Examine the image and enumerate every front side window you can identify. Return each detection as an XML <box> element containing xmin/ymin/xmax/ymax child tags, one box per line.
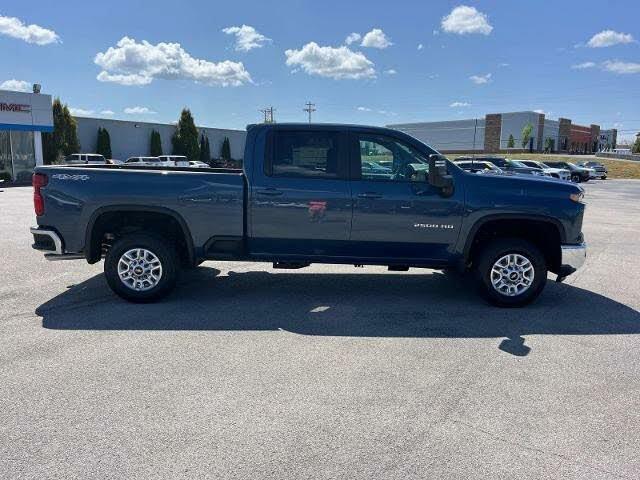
<box><xmin>269</xmin><ymin>131</ymin><xmax>342</xmax><ymax>179</ymax></box>
<box><xmin>357</xmin><ymin>135</ymin><xmax>431</xmax><ymax>182</ymax></box>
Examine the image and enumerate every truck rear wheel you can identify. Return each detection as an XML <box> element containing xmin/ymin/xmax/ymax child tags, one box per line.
<box><xmin>104</xmin><ymin>233</ymin><xmax>178</xmax><ymax>303</ymax></box>
<box><xmin>475</xmin><ymin>238</ymin><xmax>547</xmax><ymax>307</ymax></box>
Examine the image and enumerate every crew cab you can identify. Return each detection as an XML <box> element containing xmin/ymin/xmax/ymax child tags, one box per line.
<box><xmin>30</xmin><ymin>123</ymin><xmax>587</xmax><ymax>307</ymax></box>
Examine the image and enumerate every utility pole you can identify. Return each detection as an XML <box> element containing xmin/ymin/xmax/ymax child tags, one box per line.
<box><xmin>303</xmin><ymin>101</ymin><xmax>316</xmax><ymax>124</ymax></box>
<box><xmin>259</xmin><ymin>106</ymin><xmax>276</xmax><ymax>123</ymax></box>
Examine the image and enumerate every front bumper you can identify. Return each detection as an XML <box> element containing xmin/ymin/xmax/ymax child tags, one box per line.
<box><xmin>559</xmin><ymin>242</ymin><xmax>586</xmax><ymax>276</ymax></box>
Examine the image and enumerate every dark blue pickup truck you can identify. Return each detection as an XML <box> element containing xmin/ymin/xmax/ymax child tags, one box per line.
<box><xmin>31</xmin><ymin>123</ymin><xmax>586</xmax><ymax>307</ymax></box>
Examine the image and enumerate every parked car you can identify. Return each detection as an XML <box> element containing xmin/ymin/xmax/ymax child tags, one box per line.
<box><xmin>456</xmin><ymin>156</ymin><xmax>549</xmax><ymax>177</ymax></box>
<box><xmin>362</xmin><ymin>160</ymin><xmax>393</xmax><ymax>178</ymax></box>
<box><xmin>31</xmin><ymin>123</ymin><xmax>586</xmax><ymax>308</ymax></box>
<box><xmin>124</xmin><ymin>156</ymin><xmax>163</xmax><ymax>166</ymax></box>
<box><xmin>188</xmin><ymin>161</ymin><xmax>211</xmax><ymax>168</ymax></box>
<box><xmin>518</xmin><ymin>160</ymin><xmax>571</xmax><ymax>181</ymax></box>
<box><xmin>158</xmin><ymin>155</ymin><xmax>189</xmax><ymax>167</ymax></box>
<box><xmin>543</xmin><ymin>161</ymin><xmax>592</xmax><ymax>183</ymax></box>
<box><xmin>578</xmin><ymin>161</ymin><xmax>607</xmax><ymax>179</ymax></box>
<box><xmin>454</xmin><ymin>160</ymin><xmax>504</xmax><ymax>175</ymax></box>
<box><xmin>64</xmin><ymin>153</ymin><xmax>109</xmax><ymax>164</ymax></box>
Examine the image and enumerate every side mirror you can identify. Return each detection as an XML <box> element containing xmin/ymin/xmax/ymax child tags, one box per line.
<box><xmin>428</xmin><ymin>154</ymin><xmax>454</xmax><ymax>196</ymax></box>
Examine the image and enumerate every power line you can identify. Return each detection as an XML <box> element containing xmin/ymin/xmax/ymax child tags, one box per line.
<box><xmin>303</xmin><ymin>101</ymin><xmax>316</xmax><ymax>124</ymax></box>
<box><xmin>259</xmin><ymin>106</ymin><xmax>276</xmax><ymax>123</ymax></box>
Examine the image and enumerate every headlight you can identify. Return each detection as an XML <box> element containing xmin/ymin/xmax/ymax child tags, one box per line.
<box><xmin>570</xmin><ymin>192</ymin><xmax>584</xmax><ymax>203</ymax></box>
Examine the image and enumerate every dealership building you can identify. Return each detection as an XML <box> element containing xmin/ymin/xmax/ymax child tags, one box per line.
<box><xmin>0</xmin><ymin>87</ymin><xmax>53</xmax><ymax>183</ymax></box>
<box><xmin>389</xmin><ymin>111</ymin><xmax>617</xmax><ymax>155</ymax></box>
<box><xmin>1</xmin><ymin>86</ymin><xmax>246</xmax><ymax>183</ymax></box>
<box><xmin>75</xmin><ymin>117</ymin><xmax>246</xmax><ymax>163</ymax></box>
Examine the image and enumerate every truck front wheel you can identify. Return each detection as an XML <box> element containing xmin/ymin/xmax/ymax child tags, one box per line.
<box><xmin>475</xmin><ymin>238</ymin><xmax>547</xmax><ymax>307</ymax></box>
<box><xmin>104</xmin><ymin>233</ymin><xmax>178</xmax><ymax>303</ymax></box>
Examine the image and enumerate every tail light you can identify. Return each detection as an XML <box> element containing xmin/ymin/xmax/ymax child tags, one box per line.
<box><xmin>32</xmin><ymin>173</ymin><xmax>48</xmax><ymax>216</ymax></box>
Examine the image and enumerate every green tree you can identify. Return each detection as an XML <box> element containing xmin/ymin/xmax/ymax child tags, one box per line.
<box><xmin>199</xmin><ymin>133</ymin><xmax>211</xmax><ymax>163</ymax></box>
<box><xmin>633</xmin><ymin>135</ymin><xmax>640</xmax><ymax>154</ymax></box>
<box><xmin>171</xmin><ymin>108</ymin><xmax>200</xmax><ymax>161</ymax></box>
<box><xmin>521</xmin><ymin>123</ymin><xmax>533</xmax><ymax>149</ymax></box>
<box><xmin>42</xmin><ymin>98</ymin><xmax>80</xmax><ymax>164</ymax></box>
<box><xmin>544</xmin><ymin>137</ymin><xmax>555</xmax><ymax>153</ymax></box>
<box><xmin>507</xmin><ymin>134</ymin><xmax>515</xmax><ymax>148</ymax></box>
<box><xmin>149</xmin><ymin>129</ymin><xmax>163</xmax><ymax>156</ymax></box>
<box><xmin>220</xmin><ymin>136</ymin><xmax>231</xmax><ymax>160</ymax></box>
<box><xmin>96</xmin><ymin>127</ymin><xmax>112</xmax><ymax>158</ymax></box>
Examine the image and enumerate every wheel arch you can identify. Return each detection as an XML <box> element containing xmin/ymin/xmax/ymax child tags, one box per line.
<box><xmin>463</xmin><ymin>214</ymin><xmax>566</xmax><ymax>273</ymax></box>
<box><xmin>84</xmin><ymin>205</ymin><xmax>195</xmax><ymax>266</ymax></box>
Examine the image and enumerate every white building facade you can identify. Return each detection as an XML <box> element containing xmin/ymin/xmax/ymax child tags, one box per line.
<box><xmin>0</xmin><ymin>88</ymin><xmax>53</xmax><ymax>182</ymax></box>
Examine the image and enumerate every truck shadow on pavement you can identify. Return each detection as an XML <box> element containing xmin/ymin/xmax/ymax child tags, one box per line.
<box><xmin>36</xmin><ymin>266</ymin><xmax>640</xmax><ymax>355</ymax></box>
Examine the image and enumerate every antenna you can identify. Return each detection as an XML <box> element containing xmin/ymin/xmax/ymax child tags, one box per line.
<box><xmin>303</xmin><ymin>101</ymin><xmax>316</xmax><ymax>124</ymax></box>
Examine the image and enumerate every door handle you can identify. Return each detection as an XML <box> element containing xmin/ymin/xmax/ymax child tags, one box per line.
<box><xmin>357</xmin><ymin>192</ymin><xmax>383</xmax><ymax>199</ymax></box>
<box><xmin>256</xmin><ymin>188</ymin><xmax>284</xmax><ymax>197</ymax></box>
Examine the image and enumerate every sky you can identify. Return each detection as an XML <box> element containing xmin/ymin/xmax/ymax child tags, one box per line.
<box><xmin>1</xmin><ymin>0</ymin><xmax>639</xmax><ymax>142</ymax></box>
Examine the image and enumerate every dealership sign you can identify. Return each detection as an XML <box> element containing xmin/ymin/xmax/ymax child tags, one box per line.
<box><xmin>0</xmin><ymin>102</ymin><xmax>31</xmax><ymax>113</ymax></box>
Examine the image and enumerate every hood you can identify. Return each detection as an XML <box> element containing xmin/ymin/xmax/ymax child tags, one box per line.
<box><xmin>463</xmin><ymin>167</ymin><xmax>583</xmax><ymax>191</ymax></box>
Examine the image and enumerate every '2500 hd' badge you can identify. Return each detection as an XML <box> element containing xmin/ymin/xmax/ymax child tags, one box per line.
<box><xmin>51</xmin><ymin>173</ymin><xmax>90</xmax><ymax>181</ymax></box>
<box><xmin>414</xmin><ymin>223</ymin><xmax>455</xmax><ymax>229</ymax></box>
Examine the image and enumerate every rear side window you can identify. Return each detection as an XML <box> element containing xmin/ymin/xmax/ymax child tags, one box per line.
<box><xmin>267</xmin><ymin>131</ymin><xmax>343</xmax><ymax>179</ymax></box>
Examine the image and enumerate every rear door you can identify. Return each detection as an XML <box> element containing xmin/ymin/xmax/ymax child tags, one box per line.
<box><xmin>348</xmin><ymin>130</ymin><xmax>464</xmax><ymax>262</ymax></box>
<box><xmin>248</xmin><ymin>128</ymin><xmax>352</xmax><ymax>257</ymax></box>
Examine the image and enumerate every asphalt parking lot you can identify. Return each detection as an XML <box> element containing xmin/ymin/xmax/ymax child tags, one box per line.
<box><xmin>1</xmin><ymin>180</ymin><xmax>639</xmax><ymax>479</ymax></box>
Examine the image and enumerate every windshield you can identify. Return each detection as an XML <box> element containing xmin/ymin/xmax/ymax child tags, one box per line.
<box><xmin>508</xmin><ymin>160</ymin><xmax>528</xmax><ymax>168</ymax></box>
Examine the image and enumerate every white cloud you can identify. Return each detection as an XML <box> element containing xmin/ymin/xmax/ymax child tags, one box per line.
<box><xmin>356</xmin><ymin>106</ymin><xmax>372</xmax><ymax>111</ymax></box>
<box><xmin>0</xmin><ymin>79</ymin><xmax>31</xmax><ymax>92</ymax></box>
<box><xmin>498</xmin><ymin>62</ymin><xmax>510</xmax><ymax>67</ymax></box>
<box><xmin>587</xmin><ymin>30</ymin><xmax>634</xmax><ymax>48</ymax></box>
<box><xmin>533</xmin><ymin>109</ymin><xmax>553</xmax><ymax>117</ymax></box>
<box><xmin>417</xmin><ymin>43</ymin><xmax>424</xmax><ymax>50</ymax></box>
<box><xmin>284</xmin><ymin>42</ymin><xmax>375</xmax><ymax>80</ymax></box>
<box><xmin>450</xmin><ymin>101</ymin><xmax>471</xmax><ymax>107</ymax></box>
<box><xmin>469</xmin><ymin>73</ymin><xmax>492</xmax><ymax>84</ymax></box>
<box><xmin>441</xmin><ymin>6</ymin><xmax>493</xmax><ymax>35</ymax></box>
<box><xmin>384</xmin><ymin>68</ymin><xmax>397</xmax><ymax>75</ymax></box>
<box><xmin>571</xmin><ymin>61</ymin><xmax>596</xmax><ymax>69</ymax></box>
<box><xmin>95</xmin><ymin>37</ymin><xmax>252</xmax><ymax>87</ymax></box>
<box><xmin>100</xmin><ymin>110</ymin><xmax>115</xmax><ymax>115</ymax></box>
<box><xmin>0</xmin><ymin>15</ymin><xmax>60</xmax><ymax>45</ymax></box>
<box><xmin>602</xmin><ymin>60</ymin><xmax>640</xmax><ymax>74</ymax></box>
<box><xmin>432</xmin><ymin>29</ymin><xmax>440</xmax><ymax>36</ymax></box>
<box><xmin>345</xmin><ymin>32</ymin><xmax>361</xmax><ymax>45</ymax></box>
<box><xmin>222</xmin><ymin>25</ymin><xmax>271</xmax><ymax>51</ymax></box>
<box><xmin>124</xmin><ymin>106</ymin><xmax>156</xmax><ymax>114</ymax></box>
<box><xmin>69</xmin><ymin>108</ymin><xmax>94</xmax><ymax>116</ymax></box>
<box><xmin>361</xmin><ymin>28</ymin><xmax>392</xmax><ymax>49</ymax></box>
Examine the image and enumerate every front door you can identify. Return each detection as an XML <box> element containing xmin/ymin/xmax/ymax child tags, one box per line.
<box><xmin>348</xmin><ymin>131</ymin><xmax>464</xmax><ymax>262</ymax></box>
<box><xmin>249</xmin><ymin>128</ymin><xmax>352</xmax><ymax>257</ymax></box>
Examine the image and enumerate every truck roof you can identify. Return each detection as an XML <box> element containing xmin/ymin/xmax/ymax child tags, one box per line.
<box><xmin>246</xmin><ymin>122</ymin><xmax>398</xmax><ymax>132</ymax></box>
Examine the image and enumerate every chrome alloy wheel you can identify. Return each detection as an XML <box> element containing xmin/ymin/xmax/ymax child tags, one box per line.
<box><xmin>117</xmin><ymin>248</ymin><xmax>163</xmax><ymax>291</ymax></box>
<box><xmin>490</xmin><ymin>253</ymin><xmax>535</xmax><ymax>297</ymax></box>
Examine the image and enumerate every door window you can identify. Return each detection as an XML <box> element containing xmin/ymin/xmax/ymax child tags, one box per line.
<box><xmin>357</xmin><ymin>135</ymin><xmax>432</xmax><ymax>182</ymax></box>
<box><xmin>268</xmin><ymin>131</ymin><xmax>344</xmax><ymax>179</ymax></box>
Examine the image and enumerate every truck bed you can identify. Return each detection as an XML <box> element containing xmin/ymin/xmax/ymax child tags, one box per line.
<box><xmin>34</xmin><ymin>164</ymin><xmax>246</xmax><ymax>257</ymax></box>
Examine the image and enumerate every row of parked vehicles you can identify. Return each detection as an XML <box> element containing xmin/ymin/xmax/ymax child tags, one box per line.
<box><xmin>454</xmin><ymin>156</ymin><xmax>608</xmax><ymax>183</ymax></box>
<box><xmin>63</xmin><ymin>154</ymin><xmax>211</xmax><ymax>169</ymax></box>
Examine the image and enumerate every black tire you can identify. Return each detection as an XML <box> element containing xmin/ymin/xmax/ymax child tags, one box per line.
<box><xmin>602</xmin><ymin>175</ymin><xmax>607</xmax><ymax>180</ymax></box>
<box><xmin>475</xmin><ymin>238</ymin><xmax>547</xmax><ymax>308</ymax></box>
<box><xmin>104</xmin><ymin>233</ymin><xmax>179</xmax><ymax>303</ymax></box>
<box><xmin>571</xmin><ymin>174</ymin><xmax>581</xmax><ymax>183</ymax></box>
